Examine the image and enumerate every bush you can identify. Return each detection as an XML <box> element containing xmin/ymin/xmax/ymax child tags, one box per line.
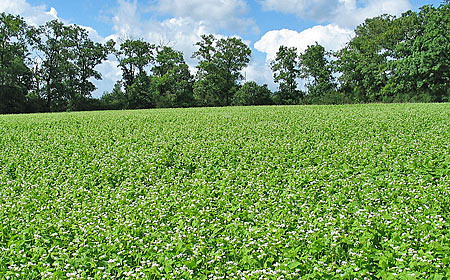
<box><xmin>233</xmin><ymin>81</ymin><xmax>273</xmax><ymax>106</ymax></box>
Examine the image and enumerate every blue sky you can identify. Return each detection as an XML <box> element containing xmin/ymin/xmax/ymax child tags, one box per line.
<box><xmin>1</xmin><ymin>0</ymin><xmax>443</xmax><ymax>97</ymax></box>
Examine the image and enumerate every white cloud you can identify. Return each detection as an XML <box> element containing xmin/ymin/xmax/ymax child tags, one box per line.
<box><xmin>254</xmin><ymin>24</ymin><xmax>354</xmax><ymax>62</ymax></box>
<box><xmin>109</xmin><ymin>1</ymin><xmax>252</xmax><ymax>70</ymax></box>
<box><xmin>46</xmin><ymin>7</ymin><xmax>58</xmax><ymax>19</ymax></box>
<box><xmin>252</xmin><ymin>0</ymin><xmax>412</xmax><ymax>91</ymax></box>
<box><xmin>110</xmin><ymin>0</ymin><xmax>216</xmax><ymax>67</ymax></box>
<box><xmin>111</xmin><ymin>0</ymin><xmax>143</xmax><ymax>38</ymax></box>
<box><xmin>143</xmin><ymin>17</ymin><xmax>212</xmax><ymax>64</ymax></box>
<box><xmin>243</xmin><ymin>60</ymin><xmax>277</xmax><ymax>90</ymax></box>
<box><xmin>259</xmin><ymin>0</ymin><xmax>412</xmax><ymax>28</ymax></box>
<box><xmin>92</xmin><ymin>55</ymin><xmax>122</xmax><ymax>97</ymax></box>
<box><xmin>154</xmin><ymin>0</ymin><xmax>256</xmax><ymax>32</ymax></box>
<box><xmin>0</xmin><ymin>0</ymin><xmax>57</xmax><ymax>26</ymax></box>
<box><xmin>0</xmin><ymin>0</ymin><xmax>110</xmax><ymax>44</ymax></box>
<box><xmin>334</xmin><ymin>0</ymin><xmax>411</xmax><ymax>28</ymax></box>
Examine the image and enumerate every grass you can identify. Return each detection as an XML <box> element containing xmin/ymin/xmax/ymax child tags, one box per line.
<box><xmin>0</xmin><ymin>103</ymin><xmax>449</xmax><ymax>279</ymax></box>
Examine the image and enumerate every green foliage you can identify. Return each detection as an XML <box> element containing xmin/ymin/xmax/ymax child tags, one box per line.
<box><xmin>299</xmin><ymin>43</ymin><xmax>336</xmax><ymax>103</ymax></box>
<box><xmin>0</xmin><ymin>14</ymin><xmax>112</xmax><ymax>113</ymax></box>
<box><xmin>384</xmin><ymin>3</ymin><xmax>450</xmax><ymax>102</ymax></box>
<box><xmin>335</xmin><ymin>3</ymin><xmax>450</xmax><ymax>103</ymax></box>
<box><xmin>72</xmin><ymin>37</ymin><xmax>112</xmax><ymax>100</ymax></box>
<box><xmin>100</xmin><ymin>81</ymin><xmax>128</xmax><ymax>110</ymax></box>
<box><xmin>103</xmin><ymin>44</ymin><xmax>196</xmax><ymax>110</ymax></box>
<box><xmin>116</xmin><ymin>39</ymin><xmax>155</xmax><ymax>90</ymax></box>
<box><xmin>232</xmin><ymin>81</ymin><xmax>273</xmax><ymax>106</ymax></box>
<box><xmin>151</xmin><ymin>46</ymin><xmax>194</xmax><ymax>108</ymax></box>
<box><xmin>112</xmin><ymin>39</ymin><xmax>158</xmax><ymax>109</ymax></box>
<box><xmin>33</xmin><ymin>20</ymin><xmax>111</xmax><ymax>112</ymax></box>
<box><xmin>0</xmin><ymin>104</ymin><xmax>449</xmax><ymax>279</ymax></box>
<box><xmin>127</xmin><ymin>74</ymin><xmax>154</xmax><ymax>109</ymax></box>
<box><xmin>192</xmin><ymin>71</ymin><xmax>226</xmax><ymax>106</ymax></box>
<box><xmin>193</xmin><ymin>35</ymin><xmax>251</xmax><ymax>106</ymax></box>
<box><xmin>335</xmin><ymin>14</ymin><xmax>396</xmax><ymax>102</ymax></box>
<box><xmin>270</xmin><ymin>46</ymin><xmax>302</xmax><ymax>104</ymax></box>
<box><xmin>0</xmin><ymin>13</ymin><xmax>33</xmax><ymax>114</ymax></box>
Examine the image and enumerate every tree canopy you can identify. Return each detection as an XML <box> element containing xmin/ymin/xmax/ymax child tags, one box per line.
<box><xmin>192</xmin><ymin>35</ymin><xmax>251</xmax><ymax>107</ymax></box>
<box><xmin>270</xmin><ymin>46</ymin><xmax>302</xmax><ymax>104</ymax></box>
<box><xmin>0</xmin><ymin>13</ymin><xmax>33</xmax><ymax>113</ymax></box>
<box><xmin>1</xmin><ymin>2</ymin><xmax>449</xmax><ymax>114</ymax></box>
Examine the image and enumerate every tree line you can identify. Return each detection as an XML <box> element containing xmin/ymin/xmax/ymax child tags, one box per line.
<box><xmin>0</xmin><ymin>2</ymin><xmax>449</xmax><ymax>114</ymax></box>
<box><xmin>271</xmin><ymin>1</ymin><xmax>449</xmax><ymax>104</ymax></box>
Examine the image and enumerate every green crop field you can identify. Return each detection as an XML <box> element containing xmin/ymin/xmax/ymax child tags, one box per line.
<box><xmin>0</xmin><ymin>103</ymin><xmax>449</xmax><ymax>279</ymax></box>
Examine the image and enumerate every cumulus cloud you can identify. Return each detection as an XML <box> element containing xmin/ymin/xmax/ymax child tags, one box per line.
<box><xmin>0</xmin><ymin>0</ymin><xmax>109</xmax><ymax>44</ymax></box>
<box><xmin>110</xmin><ymin>0</ymin><xmax>216</xmax><ymax>67</ymax></box>
<box><xmin>243</xmin><ymin>60</ymin><xmax>277</xmax><ymax>90</ymax></box>
<box><xmin>252</xmin><ymin>24</ymin><xmax>354</xmax><ymax>91</ymax></box>
<box><xmin>259</xmin><ymin>0</ymin><xmax>412</xmax><ymax>28</ymax></box>
<box><xmin>154</xmin><ymin>0</ymin><xmax>257</xmax><ymax>32</ymax></box>
<box><xmin>142</xmin><ymin>18</ymin><xmax>211</xmax><ymax>63</ymax></box>
<box><xmin>334</xmin><ymin>0</ymin><xmax>411</xmax><ymax>28</ymax></box>
<box><xmin>254</xmin><ymin>24</ymin><xmax>354</xmax><ymax>61</ymax></box>
<box><xmin>110</xmin><ymin>0</ymin><xmax>144</xmax><ymax>38</ymax></box>
<box><xmin>0</xmin><ymin>0</ymin><xmax>58</xmax><ymax>26</ymax></box>
<box><xmin>92</xmin><ymin>55</ymin><xmax>122</xmax><ymax>97</ymax></box>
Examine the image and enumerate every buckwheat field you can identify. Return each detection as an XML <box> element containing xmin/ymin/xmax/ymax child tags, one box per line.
<box><xmin>1</xmin><ymin>103</ymin><xmax>449</xmax><ymax>279</ymax></box>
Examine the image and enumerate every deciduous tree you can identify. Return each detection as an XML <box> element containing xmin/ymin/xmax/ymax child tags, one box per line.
<box><xmin>335</xmin><ymin>15</ymin><xmax>398</xmax><ymax>102</ymax></box>
<box><xmin>35</xmin><ymin>20</ymin><xmax>74</xmax><ymax>111</ymax></box>
<box><xmin>384</xmin><ymin>3</ymin><xmax>450</xmax><ymax>102</ymax></box>
<box><xmin>270</xmin><ymin>46</ymin><xmax>302</xmax><ymax>104</ymax></box>
<box><xmin>193</xmin><ymin>35</ymin><xmax>251</xmax><ymax>106</ymax></box>
<box><xmin>115</xmin><ymin>39</ymin><xmax>156</xmax><ymax>108</ymax></box>
<box><xmin>299</xmin><ymin>43</ymin><xmax>336</xmax><ymax>103</ymax></box>
<box><xmin>0</xmin><ymin>13</ymin><xmax>33</xmax><ymax>113</ymax></box>
<box><xmin>116</xmin><ymin>39</ymin><xmax>155</xmax><ymax>90</ymax></box>
<box><xmin>152</xmin><ymin>46</ymin><xmax>194</xmax><ymax>108</ymax></box>
<box><xmin>34</xmin><ymin>20</ymin><xmax>111</xmax><ymax>111</ymax></box>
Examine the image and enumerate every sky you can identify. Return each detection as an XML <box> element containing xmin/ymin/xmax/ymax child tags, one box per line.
<box><xmin>0</xmin><ymin>0</ymin><xmax>443</xmax><ymax>97</ymax></box>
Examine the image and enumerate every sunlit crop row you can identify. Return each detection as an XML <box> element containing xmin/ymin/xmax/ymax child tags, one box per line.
<box><xmin>1</xmin><ymin>104</ymin><xmax>449</xmax><ymax>279</ymax></box>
